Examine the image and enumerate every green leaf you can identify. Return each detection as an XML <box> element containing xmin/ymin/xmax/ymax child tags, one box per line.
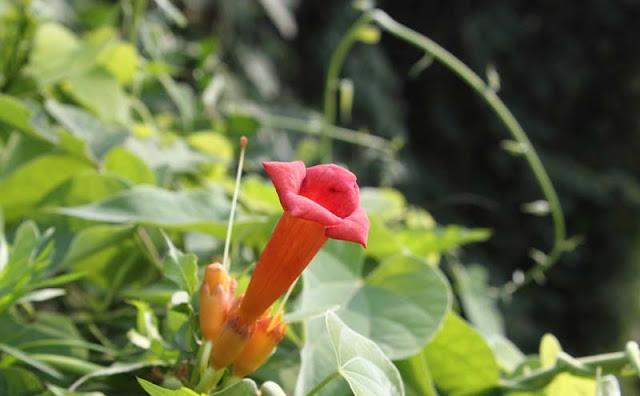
<box><xmin>62</xmin><ymin>224</ymin><xmax>135</xmax><ymax>267</ymax></box>
<box><xmin>0</xmin><ymin>343</ymin><xmax>64</xmax><ymax>379</ymax></box>
<box><xmin>60</xmin><ymin>224</ymin><xmax>139</xmax><ymax>291</ymax></box>
<box><xmin>452</xmin><ymin>263</ymin><xmax>505</xmax><ymax>336</ymax></box>
<box><xmin>0</xmin><ymin>367</ymin><xmax>45</xmax><ymax>396</ymax></box>
<box><xmin>125</xmin><ymin>138</ymin><xmax>212</xmax><ymax>174</ymax></box>
<box><xmin>0</xmin><ymin>95</ymin><xmax>35</xmax><ymax>133</ymax></box>
<box><xmin>38</xmin><ymin>171</ymin><xmax>130</xmax><ymax>211</ymax></box>
<box><xmin>0</xmin><ymin>154</ymin><xmax>92</xmax><ymax>222</ymax></box>
<box><xmin>240</xmin><ymin>176</ymin><xmax>281</xmax><ymax>214</ymax></box>
<box><xmin>0</xmin><ymin>210</ymin><xmax>6</xmax><ymax>274</ymax></box>
<box><xmin>211</xmin><ymin>379</ymin><xmax>259</xmax><ymax>396</ymax></box>
<box><xmin>359</xmin><ymin>187</ymin><xmax>407</xmax><ymax>222</ymax></box>
<box><xmin>0</xmin><ymin>311</ymin><xmax>90</xmax><ymax>359</ymax></box>
<box><xmin>544</xmin><ymin>374</ymin><xmax>596</xmax><ymax>396</ymax></box>
<box><xmin>56</xmin><ymin>185</ymin><xmax>251</xmax><ymax>237</ymax></box>
<box><xmin>163</xmin><ymin>235</ymin><xmax>198</xmax><ymax>296</ymax></box>
<box><xmin>326</xmin><ymin>311</ymin><xmax>404</xmax><ymax>396</ymax></box>
<box><xmin>63</xmin><ymin>68</ymin><xmax>129</xmax><ymax>124</ymax></box>
<box><xmin>104</xmin><ymin>147</ymin><xmax>156</xmax><ymax>185</ymax></box>
<box><xmin>225</xmin><ymin>113</ymin><xmax>260</xmax><ymax>135</ymax></box>
<box><xmin>46</xmin><ymin>100</ymin><xmax>130</xmax><ymax>161</ymax></box>
<box><xmin>99</xmin><ymin>43</ymin><xmax>138</xmax><ymax>85</ymax></box>
<box><xmin>540</xmin><ymin>334</ymin><xmax>562</xmax><ymax>367</ymax></box>
<box><xmin>485</xmin><ymin>334</ymin><xmax>526</xmax><ymax>375</ymax></box>
<box><xmin>296</xmin><ymin>240</ymin><xmax>450</xmax><ymax>396</ymax></box>
<box><xmin>29</xmin><ymin>354</ymin><xmax>103</xmax><ymax>375</ymax></box>
<box><xmin>365</xmin><ymin>218</ymin><xmax>403</xmax><ymax>260</ymax></box>
<box><xmin>19</xmin><ymin>288</ymin><xmax>66</xmax><ymax>303</ymax></box>
<box><xmin>137</xmin><ymin>378</ymin><xmax>202</xmax><ymax>396</ymax></box>
<box><xmin>424</xmin><ymin>312</ymin><xmax>499</xmax><ymax>396</ymax></box>
<box><xmin>70</xmin><ymin>361</ymin><xmax>166</xmax><ymax>391</ymax></box>
<box><xmin>0</xmin><ymin>222</ymin><xmax>55</xmax><ymax>314</ymax></box>
<box><xmin>394</xmin><ymin>353</ymin><xmax>438</xmax><ymax>396</ymax></box>
<box><xmin>398</xmin><ymin>225</ymin><xmax>491</xmax><ymax>258</ymax></box>
<box><xmin>47</xmin><ymin>384</ymin><xmax>106</xmax><ymax>396</ymax></box>
<box><xmin>25</xmin><ymin>22</ymin><xmax>79</xmax><ymax>82</ymax></box>
<box><xmin>539</xmin><ymin>334</ymin><xmax>596</xmax><ymax>396</ymax></box>
<box><xmin>25</xmin><ymin>23</ymin><xmax>109</xmax><ymax>86</ymax></box>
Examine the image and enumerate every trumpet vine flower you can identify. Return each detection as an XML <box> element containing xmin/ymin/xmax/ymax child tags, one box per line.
<box><xmin>199</xmin><ymin>161</ymin><xmax>368</xmax><ymax>377</ymax></box>
<box><xmin>237</xmin><ymin>161</ymin><xmax>370</xmax><ymax>326</ymax></box>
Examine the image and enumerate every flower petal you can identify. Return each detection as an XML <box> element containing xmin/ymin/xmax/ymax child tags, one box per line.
<box><xmin>300</xmin><ymin>164</ymin><xmax>359</xmax><ymax>218</ymax></box>
<box><xmin>285</xmin><ymin>194</ymin><xmax>342</xmax><ymax>225</ymax></box>
<box><xmin>325</xmin><ymin>206</ymin><xmax>370</xmax><ymax>247</ymax></box>
<box><xmin>262</xmin><ymin>161</ymin><xmax>306</xmax><ymax>209</ymax></box>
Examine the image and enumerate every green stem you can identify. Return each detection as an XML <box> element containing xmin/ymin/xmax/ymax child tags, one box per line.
<box><xmin>625</xmin><ymin>341</ymin><xmax>640</xmax><ymax>379</ymax></box>
<box><xmin>259</xmin><ymin>112</ymin><xmax>396</xmax><ymax>154</ymax></box>
<box><xmin>305</xmin><ymin>371</ymin><xmax>341</xmax><ymax>396</ymax></box>
<box><xmin>194</xmin><ymin>366</ymin><xmax>224</xmax><ymax>394</ymax></box>
<box><xmin>370</xmin><ymin>9</ymin><xmax>566</xmax><ymax>297</ymax></box>
<box><xmin>321</xmin><ymin>13</ymin><xmax>375</xmax><ymax>161</ymax></box>
<box><xmin>500</xmin><ymin>350</ymin><xmax>632</xmax><ymax>391</ymax></box>
<box><xmin>136</xmin><ymin>227</ymin><xmax>163</xmax><ymax>271</ymax></box>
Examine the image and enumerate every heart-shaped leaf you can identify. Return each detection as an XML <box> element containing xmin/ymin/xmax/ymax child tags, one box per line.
<box><xmin>326</xmin><ymin>312</ymin><xmax>404</xmax><ymax>396</ymax></box>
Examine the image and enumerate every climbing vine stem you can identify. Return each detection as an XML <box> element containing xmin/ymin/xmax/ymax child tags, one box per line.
<box><xmin>323</xmin><ymin>9</ymin><xmax>567</xmax><ymax>297</ymax></box>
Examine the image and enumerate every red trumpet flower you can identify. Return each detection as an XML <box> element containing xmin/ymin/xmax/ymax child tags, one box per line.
<box><xmin>237</xmin><ymin>161</ymin><xmax>370</xmax><ymax>326</ymax></box>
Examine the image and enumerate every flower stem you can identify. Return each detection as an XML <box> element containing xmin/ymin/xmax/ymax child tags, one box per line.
<box><xmin>222</xmin><ymin>137</ymin><xmax>247</xmax><ymax>271</ymax></box>
<box><xmin>304</xmin><ymin>371</ymin><xmax>341</xmax><ymax>396</ymax></box>
<box><xmin>194</xmin><ymin>366</ymin><xmax>225</xmax><ymax>394</ymax></box>
<box><xmin>368</xmin><ymin>9</ymin><xmax>566</xmax><ymax>298</ymax></box>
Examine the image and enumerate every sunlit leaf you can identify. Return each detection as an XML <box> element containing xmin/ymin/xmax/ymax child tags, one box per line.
<box><xmin>63</xmin><ymin>68</ymin><xmax>129</xmax><ymax>124</ymax></box>
<box><xmin>99</xmin><ymin>43</ymin><xmax>138</xmax><ymax>84</ymax></box>
<box><xmin>104</xmin><ymin>147</ymin><xmax>157</xmax><ymax>185</ymax></box>
<box><xmin>0</xmin><ymin>154</ymin><xmax>92</xmax><ymax>222</ymax></box>
<box><xmin>424</xmin><ymin>312</ymin><xmax>499</xmax><ymax>395</ymax></box>
<box><xmin>326</xmin><ymin>311</ymin><xmax>404</xmax><ymax>396</ymax></box>
<box><xmin>539</xmin><ymin>334</ymin><xmax>596</xmax><ymax>396</ymax></box>
<box><xmin>296</xmin><ymin>240</ymin><xmax>450</xmax><ymax>396</ymax></box>
<box><xmin>56</xmin><ymin>185</ymin><xmax>255</xmax><ymax>237</ymax></box>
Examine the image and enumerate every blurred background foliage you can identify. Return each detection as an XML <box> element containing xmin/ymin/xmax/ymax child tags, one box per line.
<box><xmin>201</xmin><ymin>0</ymin><xmax>640</xmax><ymax>354</ymax></box>
<box><xmin>1</xmin><ymin>0</ymin><xmax>639</xmax><ymax>393</ymax></box>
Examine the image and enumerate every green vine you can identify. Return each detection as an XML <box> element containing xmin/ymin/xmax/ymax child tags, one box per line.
<box><xmin>322</xmin><ymin>8</ymin><xmax>567</xmax><ymax>298</ymax></box>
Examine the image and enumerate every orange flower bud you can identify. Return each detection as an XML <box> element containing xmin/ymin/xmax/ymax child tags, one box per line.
<box><xmin>232</xmin><ymin>312</ymin><xmax>288</xmax><ymax>377</ymax></box>
<box><xmin>209</xmin><ymin>307</ymin><xmax>254</xmax><ymax>369</ymax></box>
<box><xmin>199</xmin><ymin>263</ymin><xmax>236</xmax><ymax>341</ymax></box>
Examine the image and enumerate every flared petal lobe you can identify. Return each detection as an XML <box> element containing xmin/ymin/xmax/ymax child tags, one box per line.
<box><xmin>262</xmin><ymin>161</ymin><xmax>369</xmax><ymax>245</ymax></box>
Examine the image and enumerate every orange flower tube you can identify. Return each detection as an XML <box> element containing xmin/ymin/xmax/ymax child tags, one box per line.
<box><xmin>237</xmin><ymin>161</ymin><xmax>370</xmax><ymax>326</ymax></box>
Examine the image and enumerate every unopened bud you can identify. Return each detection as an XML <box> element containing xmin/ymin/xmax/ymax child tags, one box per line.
<box><xmin>199</xmin><ymin>263</ymin><xmax>236</xmax><ymax>340</ymax></box>
<box><xmin>210</xmin><ymin>308</ymin><xmax>254</xmax><ymax>369</ymax></box>
<box><xmin>232</xmin><ymin>312</ymin><xmax>288</xmax><ymax>377</ymax></box>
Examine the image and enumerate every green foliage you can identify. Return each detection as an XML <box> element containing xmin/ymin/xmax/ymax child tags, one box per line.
<box><xmin>0</xmin><ymin>1</ymin><xmax>636</xmax><ymax>396</ymax></box>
